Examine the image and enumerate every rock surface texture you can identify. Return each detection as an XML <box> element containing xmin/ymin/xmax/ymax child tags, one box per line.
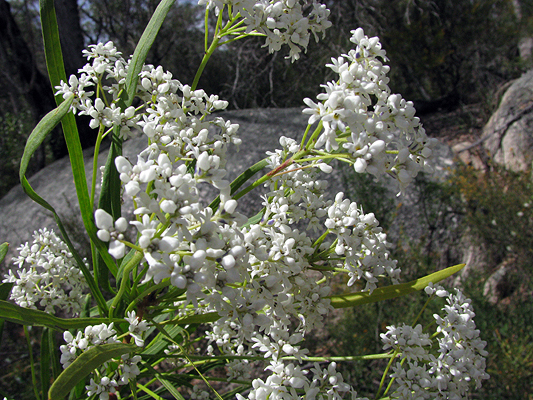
<box><xmin>0</xmin><ymin>108</ymin><xmax>456</xmax><ymax>272</ymax></box>
<box><xmin>482</xmin><ymin>69</ymin><xmax>533</xmax><ymax>171</ymax></box>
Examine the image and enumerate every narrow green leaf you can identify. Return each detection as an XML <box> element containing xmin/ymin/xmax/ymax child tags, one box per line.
<box><xmin>137</xmin><ymin>382</ymin><xmax>167</xmax><ymax>400</ymax></box>
<box><xmin>0</xmin><ymin>243</ymin><xmax>8</xmax><ymax>264</ymax></box>
<box><xmin>18</xmin><ymin>95</ymin><xmax>110</xmax><ymax>312</ymax></box>
<box><xmin>142</xmin><ymin>325</ymin><xmax>186</xmax><ymax>356</ymax></box>
<box><xmin>0</xmin><ymin>283</ymin><xmax>13</xmax><ymax>301</ymax></box>
<box><xmin>0</xmin><ymin>300</ymin><xmax>122</xmax><ymax>330</ymax></box>
<box><xmin>222</xmin><ymin>385</ymin><xmax>249</xmax><ymax>400</ymax></box>
<box><xmin>141</xmin><ymin>362</ymin><xmax>187</xmax><ymax>400</ymax></box>
<box><xmin>19</xmin><ymin>96</ymin><xmax>73</xmax><ymax>183</ymax></box>
<box><xmin>122</xmin><ymin>0</ymin><xmax>176</xmax><ymax>107</ymax></box>
<box><xmin>39</xmin><ymin>0</ymin><xmax>65</xmax><ymax>90</ymax></box>
<box><xmin>40</xmin><ymin>0</ymin><xmax>118</xmax><ymax>293</ymax></box>
<box><xmin>48</xmin><ymin>343</ymin><xmax>137</xmax><ymax>400</ymax></box>
<box><xmin>48</xmin><ymin>329</ymin><xmax>62</xmax><ymax>381</ymax></box>
<box><xmin>156</xmin><ymin>375</ymin><xmax>186</xmax><ymax>400</ymax></box>
<box><xmin>41</xmin><ymin>328</ymin><xmax>52</xmax><ymax>398</ymax></box>
<box><xmin>328</xmin><ymin>264</ymin><xmax>465</xmax><ymax>309</ymax></box>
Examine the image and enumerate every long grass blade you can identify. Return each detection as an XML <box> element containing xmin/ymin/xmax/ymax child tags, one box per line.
<box><xmin>0</xmin><ymin>300</ymin><xmax>123</xmax><ymax>330</ymax></box>
<box><xmin>40</xmin><ymin>0</ymin><xmax>118</xmax><ymax>291</ymax></box>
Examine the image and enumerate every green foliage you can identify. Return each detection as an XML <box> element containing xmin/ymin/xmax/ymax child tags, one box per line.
<box><xmin>451</xmin><ymin>164</ymin><xmax>533</xmax><ymax>264</ymax></box>
<box><xmin>462</xmin><ymin>280</ymin><xmax>533</xmax><ymax>400</ymax></box>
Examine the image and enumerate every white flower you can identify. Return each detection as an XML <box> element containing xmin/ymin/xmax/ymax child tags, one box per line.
<box><xmin>86</xmin><ymin>376</ymin><xmax>118</xmax><ymax>400</ymax></box>
<box><xmin>125</xmin><ymin>311</ymin><xmax>151</xmax><ymax>347</ymax></box>
<box><xmin>95</xmin><ymin>209</ymin><xmax>128</xmax><ymax>258</ymax></box>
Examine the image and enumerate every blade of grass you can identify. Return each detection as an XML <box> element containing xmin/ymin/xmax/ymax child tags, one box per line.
<box><xmin>40</xmin><ymin>0</ymin><xmax>118</xmax><ymax>294</ymax></box>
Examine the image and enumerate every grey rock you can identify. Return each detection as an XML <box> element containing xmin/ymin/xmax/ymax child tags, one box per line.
<box><xmin>0</xmin><ymin>108</ymin><xmax>457</xmax><ymax>273</ymax></box>
<box><xmin>483</xmin><ymin>265</ymin><xmax>509</xmax><ymax>305</ymax></box>
<box><xmin>482</xmin><ymin>69</ymin><xmax>533</xmax><ymax>171</ymax></box>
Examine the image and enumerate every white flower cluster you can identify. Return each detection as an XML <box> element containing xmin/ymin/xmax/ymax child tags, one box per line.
<box><xmin>60</xmin><ymin>322</ymin><xmax>120</xmax><ymax>368</ymax></box>
<box><xmin>56</xmin><ymin>37</ymin><xmax>410</xmax><ymax>399</ymax></box>
<box><xmin>237</xmin><ymin>361</ymin><xmax>369</xmax><ymax>400</ymax></box>
<box><xmin>380</xmin><ymin>284</ymin><xmax>490</xmax><ymax>399</ymax></box>
<box><xmin>2</xmin><ymin>228</ymin><xmax>87</xmax><ymax>315</ymax></box>
<box><xmin>198</xmin><ymin>0</ymin><xmax>332</xmax><ymax>61</ymax></box>
<box><xmin>324</xmin><ymin>192</ymin><xmax>399</xmax><ymax>292</ymax></box>
<box><xmin>11</xmin><ymin>22</ymin><xmax>452</xmax><ymax>398</ymax></box>
<box><xmin>60</xmin><ymin>311</ymin><xmax>149</xmax><ymax>399</ymax></box>
<box><xmin>303</xmin><ymin>28</ymin><xmax>437</xmax><ymax>193</ymax></box>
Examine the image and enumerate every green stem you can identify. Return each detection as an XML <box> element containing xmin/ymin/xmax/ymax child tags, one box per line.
<box><xmin>411</xmin><ymin>293</ymin><xmax>435</xmax><ymax>326</ymax></box>
<box><xmin>294</xmin><ymin>153</ymin><xmax>353</xmax><ymax>162</ymax></box>
<box><xmin>24</xmin><ymin>326</ymin><xmax>41</xmax><ymax>400</ymax></box>
<box><xmin>305</xmin><ymin>120</ymin><xmax>324</xmax><ymax>150</ymax></box>
<box><xmin>136</xmin><ymin>383</ymin><xmax>165</xmax><ymax>400</ymax></box>
<box><xmin>380</xmin><ymin>355</ymin><xmax>406</xmax><ymax>399</ymax></box>
<box><xmin>375</xmin><ymin>350</ymin><xmax>400</xmax><ymax>400</ymax></box>
<box><xmin>192</xmin><ymin>24</ymin><xmax>221</xmax><ymax>90</ymax></box>
<box><xmin>193</xmin><ymin>11</ymin><xmax>244</xmax><ymax>91</ymax></box>
<box><xmin>312</xmin><ymin>229</ymin><xmax>330</xmax><ymax>249</ymax></box>
<box><xmin>232</xmin><ymin>148</ymin><xmax>309</xmax><ymax>200</ymax></box>
<box><xmin>109</xmin><ymin>251</ymin><xmax>144</xmax><ymax>319</ymax></box>
<box><xmin>203</xmin><ymin>6</ymin><xmax>209</xmax><ymax>52</ymax></box>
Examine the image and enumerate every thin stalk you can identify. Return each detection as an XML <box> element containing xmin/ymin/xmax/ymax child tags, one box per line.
<box><xmin>232</xmin><ymin>148</ymin><xmax>310</xmax><ymax>200</ymax></box>
<box><xmin>411</xmin><ymin>293</ymin><xmax>435</xmax><ymax>326</ymax></box>
<box><xmin>375</xmin><ymin>350</ymin><xmax>400</xmax><ymax>400</ymax></box>
<box><xmin>193</xmin><ymin>11</ymin><xmax>242</xmax><ymax>90</ymax></box>
<box><xmin>312</xmin><ymin>229</ymin><xmax>330</xmax><ymax>249</ymax></box>
<box><xmin>24</xmin><ymin>326</ymin><xmax>41</xmax><ymax>400</ymax></box>
<box><xmin>305</xmin><ymin>120</ymin><xmax>324</xmax><ymax>150</ymax></box>
<box><xmin>109</xmin><ymin>251</ymin><xmax>144</xmax><ymax>318</ymax></box>
<box><xmin>299</xmin><ymin>123</ymin><xmax>313</xmax><ymax>149</ymax></box>
<box><xmin>192</xmin><ymin>35</ymin><xmax>221</xmax><ymax>91</ymax></box>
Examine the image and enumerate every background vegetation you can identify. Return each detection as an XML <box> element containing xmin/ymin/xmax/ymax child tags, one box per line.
<box><xmin>1</xmin><ymin>0</ymin><xmax>533</xmax><ymax>399</ymax></box>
